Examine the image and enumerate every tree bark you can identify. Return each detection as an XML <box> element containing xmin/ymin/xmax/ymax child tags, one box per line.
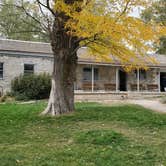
<box><xmin>41</xmin><ymin>48</ymin><xmax>77</xmax><ymax>116</ymax></box>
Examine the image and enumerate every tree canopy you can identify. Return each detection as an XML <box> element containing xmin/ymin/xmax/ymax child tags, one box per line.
<box><xmin>50</xmin><ymin>0</ymin><xmax>165</xmax><ymax>69</ymax></box>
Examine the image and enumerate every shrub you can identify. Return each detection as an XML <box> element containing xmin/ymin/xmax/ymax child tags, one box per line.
<box><xmin>11</xmin><ymin>73</ymin><xmax>51</xmax><ymax>100</ymax></box>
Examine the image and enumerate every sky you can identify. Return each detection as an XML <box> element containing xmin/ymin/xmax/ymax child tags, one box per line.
<box><xmin>129</xmin><ymin>7</ymin><xmax>143</xmax><ymax>18</ymax></box>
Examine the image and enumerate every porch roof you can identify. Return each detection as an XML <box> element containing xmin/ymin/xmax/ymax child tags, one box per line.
<box><xmin>0</xmin><ymin>39</ymin><xmax>166</xmax><ymax>67</ymax></box>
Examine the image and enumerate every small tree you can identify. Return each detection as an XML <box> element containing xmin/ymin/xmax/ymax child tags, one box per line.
<box><xmin>0</xmin><ymin>0</ymin><xmax>49</xmax><ymax>41</ymax></box>
<box><xmin>1</xmin><ymin>0</ymin><xmax>165</xmax><ymax>116</ymax></box>
<box><xmin>141</xmin><ymin>0</ymin><xmax>166</xmax><ymax>54</ymax></box>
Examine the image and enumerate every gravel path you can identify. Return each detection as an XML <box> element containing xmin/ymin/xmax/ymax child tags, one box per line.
<box><xmin>128</xmin><ymin>100</ymin><xmax>166</xmax><ymax>113</ymax></box>
<box><xmin>103</xmin><ymin>99</ymin><xmax>166</xmax><ymax>113</ymax></box>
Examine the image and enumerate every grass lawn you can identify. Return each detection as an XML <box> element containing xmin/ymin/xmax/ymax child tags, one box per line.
<box><xmin>0</xmin><ymin>102</ymin><xmax>166</xmax><ymax>166</ymax></box>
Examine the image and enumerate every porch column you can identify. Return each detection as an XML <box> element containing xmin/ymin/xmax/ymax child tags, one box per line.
<box><xmin>158</xmin><ymin>69</ymin><xmax>161</xmax><ymax>92</ymax></box>
<box><xmin>92</xmin><ymin>65</ymin><xmax>94</xmax><ymax>92</ymax></box>
<box><xmin>137</xmin><ymin>69</ymin><xmax>140</xmax><ymax>92</ymax></box>
<box><xmin>116</xmin><ymin>67</ymin><xmax>119</xmax><ymax>92</ymax></box>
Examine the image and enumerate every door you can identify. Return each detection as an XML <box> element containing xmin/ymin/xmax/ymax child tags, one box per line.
<box><xmin>119</xmin><ymin>70</ymin><xmax>127</xmax><ymax>91</ymax></box>
<box><xmin>160</xmin><ymin>72</ymin><xmax>166</xmax><ymax>92</ymax></box>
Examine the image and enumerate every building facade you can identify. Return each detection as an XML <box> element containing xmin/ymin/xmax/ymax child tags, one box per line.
<box><xmin>0</xmin><ymin>39</ymin><xmax>166</xmax><ymax>96</ymax></box>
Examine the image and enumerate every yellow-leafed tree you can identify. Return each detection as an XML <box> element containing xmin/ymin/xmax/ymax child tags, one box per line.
<box><xmin>5</xmin><ymin>0</ymin><xmax>166</xmax><ymax>116</ymax></box>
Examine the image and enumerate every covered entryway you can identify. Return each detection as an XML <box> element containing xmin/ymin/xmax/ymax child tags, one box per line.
<box><xmin>119</xmin><ymin>70</ymin><xmax>127</xmax><ymax>91</ymax></box>
<box><xmin>160</xmin><ymin>72</ymin><xmax>166</xmax><ymax>92</ymax></box>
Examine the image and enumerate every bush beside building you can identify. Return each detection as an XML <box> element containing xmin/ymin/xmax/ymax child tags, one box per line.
<box><xmin>11</xmin><ymin>73</ymin><xmax>51</xmax><ymax>100</ymax></box>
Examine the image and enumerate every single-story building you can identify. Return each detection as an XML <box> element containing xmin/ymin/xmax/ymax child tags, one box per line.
<box><xmin>0</xmin><ymin>39</ymin><xmax>166</xmax><ymax>97</ymax></box>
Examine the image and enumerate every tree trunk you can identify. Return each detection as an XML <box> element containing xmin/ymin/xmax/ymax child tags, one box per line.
<box><xmin>41</xmin><ymin>49</ymin><xmax>77</xmax><ymax>116</ymax></box>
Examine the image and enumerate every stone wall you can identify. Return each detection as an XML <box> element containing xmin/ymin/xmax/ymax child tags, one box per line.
<box><xmin>0</xmin><ymin>54</ymin><xmax>53</xmax><ymax>94</ymax></box>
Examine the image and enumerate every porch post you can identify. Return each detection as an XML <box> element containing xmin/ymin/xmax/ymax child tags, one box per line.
<box><xmin>158</xmin><ymin>69</ymin><xmax>161</xmax><ymax>92</ymax></box>
<box><xmin>116</xmin><ymin>67</ymin><xmax>119</xmax><ymax>92</ymax></box>
<box><xmin>137</xmin><ymin>69</ymin><xmax>140</xmax><ymax>92</ymax></box>
<box><xmin>92</xmin><ymin>65</ymin><xmax>94</xmax><ymax>92</ymax></box>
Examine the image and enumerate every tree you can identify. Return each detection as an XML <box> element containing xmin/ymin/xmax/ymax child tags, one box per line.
<box><xmin>1</xmin><ymin>0</ymin><xmax>165</xmax><ymax>116</ymax></box>
<box><xmin>141</xmin><ymin>0</ymin><xmax>166</xmax><ymax>54</ymax></box>
<box><xmin>0</xmin><ymin>0</ymin><xmax>49</xmax><ymax>42</ymax></box>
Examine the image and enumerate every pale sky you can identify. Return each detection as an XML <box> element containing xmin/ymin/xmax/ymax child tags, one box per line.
<box><xmin>129</xmin><ymin>7</ymin><xmax>143</xmax><ymax>18</ymax></box>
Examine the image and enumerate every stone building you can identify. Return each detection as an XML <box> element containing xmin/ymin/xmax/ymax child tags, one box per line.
<box><xmin>0</xmin><ymin>39</ymin><xmax>166</xmax><ymax>96</ymax></box>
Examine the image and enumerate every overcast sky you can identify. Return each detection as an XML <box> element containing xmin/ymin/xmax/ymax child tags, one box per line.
<box><xmin>129</xmin><ymin>7</ymin><xmax>143</xmax><ymax>18</ymax></box>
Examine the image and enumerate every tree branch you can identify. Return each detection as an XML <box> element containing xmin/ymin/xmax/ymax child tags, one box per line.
<box><xmin>115</xmin><ymin>0</ymin><xmax>131</xmax><ymax>22</ymax></box>
<box><xmin>35</xmin><ymin>0</ymin><xmax>56</xmax><ymax>16</ymax></box>
<box><xmin>36</xmin><ymin>0</ymin><xmax>47</xmax><ymax>18</ymax></box>
<box><xmin>46</xmin><ymin>0</ymin><xmax>56</xmax><ymax>16</ymax></box>
<box><xmin>71</xmin><ymin>33</ymin><xmax>99</xmax><ymax>55</ymax></box>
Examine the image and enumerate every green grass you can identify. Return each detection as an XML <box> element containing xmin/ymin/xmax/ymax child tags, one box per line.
<box><xmin>0</xmin><ymin>102</ymin><xmax>166</xmax><ymax>166</ymax></box>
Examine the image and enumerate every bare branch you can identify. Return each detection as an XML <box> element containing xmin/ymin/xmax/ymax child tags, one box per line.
<box><xmin>36</xmin><ymin>0</ymin><xmax>47</xmax><ymax>8</ymax></box>
<box><xmin>115</xmin><ymin>0</ymin><xmax>131</xmax><ymax>22</ymax></box>
<box><xmin>20</xmin><ymin>0</ymin><xmax>48</xmax><ymax>30</ymax></box>
<box><xmin>35</xmin><ymin>0</ymin><xmax>54</xmax><ymax>35</ymax></box>
<box><xmin>36</xmin><ymin>0</ymin><xmax>47</xmax><ymax>18</ymax></box>
<box><xmin>119</xmin><ymin>0</ymin><xmax>131</xmax><ymax>17</ymax></box>
<box><xmin>35</xmin><ymin>0</ymin><xmax>56</xmax><ymax>16</ymax></box>
<box><xmin>46</xmin><ymin>0</ymin><xmax>56</xmax><ymax>16</ymax></box>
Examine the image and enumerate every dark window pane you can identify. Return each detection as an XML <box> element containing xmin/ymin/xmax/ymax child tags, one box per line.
<box><xmin>83</xmin><ymin>67</ymin><xmax>99</xmax><ymax>81</ymax></box>
<box><xmin>0</xmin><ymin>63</ymin><xmax>3</xmax><ymax>78</ymax></box>
<box><xmin>83</xmin><ymin>68</ymin><xmax>91</xmax><ymax>72</ymax></box>
<box><xmin>140</xmin><ymin>70</ymin><xmax>146</xmax><ymax>80</ymax></box>
<box><xmin>94</xmin><ymin>68</ymin><xmax>99</xmax><ymax>80</ymax></box>
<box><xmin>83</xmin><ymin>68</ymin><xmax>91</xmax><ymax>81</ymax></box>
<box><xmin>0</xmin><ymin>63</ymin><xmax>3</xmax><ymax>70</ymax></box>
<box><xmin>0</xmin><ymin>71</ymin><xmax>3</xmax><ymax>78</ymax></box>
<box><xmin>134</xmin><ymin>69</ymin><xmax>146</xmax><ymax>80</ymax></box>
<box><xmin>24</xmin><ymin>64</ymin><xmax>34</xmax><ymax>74</ymax></box>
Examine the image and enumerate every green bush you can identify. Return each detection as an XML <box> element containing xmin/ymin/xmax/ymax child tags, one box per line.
<box><xmin>11</xmin><ymin>73</ymin><xmax>51</xmax><ymax>100</ymax></box>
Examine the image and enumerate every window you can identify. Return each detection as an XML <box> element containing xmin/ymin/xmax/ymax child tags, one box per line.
<box><xmin>24</xmin><ymin>64</ymin><xmax>34</xmax><ymax>74</ymax></box>
<box><xmin>83</xmin><ymin>67</ymin><xmax>99</xmax><ymax>81</ymax></box>
<box><xmin>134</xmin><ymin>69</ymin><xmax>146</xmax><ymax>80</ymax></box>
<box><xmin>140</xmin><ymin>70</ymin><xmax>146</xmax><ymax>80</ymax></box>
<box><xmin>0</xmin><ymin>63</ymin><xmax>3</xmax><ymax>79</ymax></box>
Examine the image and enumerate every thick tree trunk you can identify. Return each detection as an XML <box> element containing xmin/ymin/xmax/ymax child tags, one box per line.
<box><xmin>42</xmin><ymin>49</ymin><xmax>77</xmax><ymax>116</ymax></box>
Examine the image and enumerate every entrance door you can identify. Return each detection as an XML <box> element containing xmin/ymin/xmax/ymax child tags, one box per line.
<box><xmin>160</xmin><ymin>72</ymin><xmax>166</xmax><ymax>92</ymax></box>
<box><xmin>119</xmin><ymin>70</ymin><xmax>127</xmax><ymax>91</ymax></box>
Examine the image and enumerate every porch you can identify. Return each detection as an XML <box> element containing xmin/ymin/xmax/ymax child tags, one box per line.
<box><xmin>74</xmin><ymin>64</ymin><xmax>166</xmax><ymax>93</ymax></box>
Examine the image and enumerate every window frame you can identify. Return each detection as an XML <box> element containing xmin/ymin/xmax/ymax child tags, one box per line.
<box><xmin>83</xmin><ymin>67</ymin><xmax>99</xmax><ymax>81</ymax></box>
<box><xmin>134</xmin><ymin>69</ymin><xmax>147</xmax><ymax>80</ymax></box>
<box><xmin>24</xmin><ymin>64</ymin><xmax>34</xmax><ymax>74</ymax></box>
